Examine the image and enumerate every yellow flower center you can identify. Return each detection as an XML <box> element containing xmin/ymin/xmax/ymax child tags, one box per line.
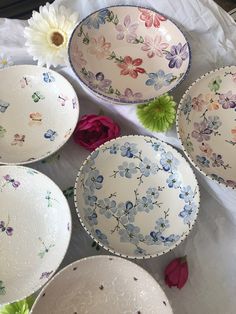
<box><xmin>48</xmin><ymin>29</ymin><xmax>66</xmax><ymax>48</ymax></box>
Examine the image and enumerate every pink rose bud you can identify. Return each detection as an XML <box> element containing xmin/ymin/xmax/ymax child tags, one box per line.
<box><xmin>73</xmin><ymin>114</ymin><xmax>121</xmax><ymax>151</ymax></box>
<box><xmin>164</xmin><ymin>256</ymin><xmax>188</xmax><ymax>289</ymax></box>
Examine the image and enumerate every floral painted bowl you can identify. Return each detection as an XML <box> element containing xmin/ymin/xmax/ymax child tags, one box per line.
<box><xmin>177</xmin><ymin>66</ymin><xmax>236</xmax><ymax>188</ymax></box>
<box><xmin>69</xmin><ymin>5</ymin><xmax>191</xmax><ymax>105</ymax></box>
<box><xmin>0</xmin><ymin>166</ymin><xmax>71</xmax><ymax>306</ymax></box>
<box><xmin>74</xmin><ymin>135</ymin><xmax>200</xmax><ymax>259</ymax></box>
<box><xmin>0</xmin><ymin>65</ymin><xmax>79</xmax><ymax>165</ymax></box>
<box><xmin>31</xmin><ymin>255</ymin><xmax>173</xmax><ymax>314</ymax></box>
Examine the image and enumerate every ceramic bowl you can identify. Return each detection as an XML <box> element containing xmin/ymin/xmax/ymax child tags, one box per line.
<box><xmin>31</xmin><ymin>255</ymin><xmax>173</xmax><ymax>314</ymax></box>
<box><xmin>69</xmin><ymin>5</ymin><xmax>191</xmax><ymax>105</ymax></box>
<box><xmin>74</xmin><ymin>135</ymin><xmax>200</xmax><ymax>259</ymax></box>
<box><xmin>0</xmin><ymin>65</ymin><xmax>79</xmax><ymax>165</ymax></box>
<box><xmin>0</xmin><ymin>166</ymin><xmax>71</xmax><ymax>306</ymax></box>
<box><xmin>177</xmin><ymin>66</ymin><xmax>236</xmax><ymax>188</ymax></box>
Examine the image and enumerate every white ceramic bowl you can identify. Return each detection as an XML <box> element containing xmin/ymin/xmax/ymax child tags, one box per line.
<box><xmin>31</xmin><ymin>255</ymin><xmax>173</xmax><ymax>314</ymax></box>
<box><xmin>69</xmin><ymin>5</ymin><xmax>191</xmax><ymax>105</ymax></box>
<box><xmin>0</xmin><ymin>65</ymin><xmax>79</xmax><ymax>165</ymax></box>
<box><xmin>177</xmin><ymin>66</ymin><xmax>236</xmax><ymax>188</ymax></box>
<box><xmin>74</xmin><ymin>135</ymin><xmax>200</xmax><ymax>259</ymax></box>
<box><xmin>0</xmin><ymin>166</ymin><xmax>71</xmax><ymax>306</ymax></box>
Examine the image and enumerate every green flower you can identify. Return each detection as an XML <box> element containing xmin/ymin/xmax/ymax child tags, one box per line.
<box><xmin>0</xmin><ymin>126</ymin><xmax>6</xmax><ymax>138</ymax></box>
<box><xmin>208</xmin><ymin>76</ymin><xmax>222</xmax><ymax>93</ymax></box>
<box><xmin>137</xmin><ymin>94</ymin><xmax>176</xmax><ymax>132</ymax></box>
<box><xmin>0</xmin><ymin>296</ymin><xmax>35</xmax><ymax>314</ymax></box>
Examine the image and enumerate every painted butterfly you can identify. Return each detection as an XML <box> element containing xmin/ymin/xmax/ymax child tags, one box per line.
<box><xmin>0</xmin><ymin>100</ymin><xmax>9</xmax><ymax>113</ymax></box>
<box><xmin>0</xmin><ymin>218</ymin><xmax>13</xmax><ymax>236</ymax></box>
<box><xmin>11</xmin><ymin>134</ymin><xmax>25</xmax><ymax>146</ymax></box>
<box><xmin>58</xmin><ymin>94</ymin><xmax>68</xmax><ymax>106</ymax></box>
<box><xmin>43</xmin><ymin>72</ymin><xmax>55</xmax><ymax>83</ymax></box>
<box><xmin>44</xmin><ymin>129</ymin><xmax>58</xmax><ymax>141</ymax></box>
<box><xmin>32</xmin><ymin>91</ymin><xmax>45</xmax><ymax>103</ymax></box>
<box><xmin>3</xmin><ymin>174</ymin><xmax>20</xmax><ymax>188</ymax></box>
<box><xmin>20</xmin><ymin>76</ymin><xmax>32</xmax><ymax>88</ymax></box>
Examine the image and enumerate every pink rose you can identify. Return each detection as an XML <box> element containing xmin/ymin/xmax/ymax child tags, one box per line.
<box><xmin>73</xmin><ymin>114</ymin><xmax>120</xmax><ymax>151</ymax></box>
<box><xmin>165</xmin><ymin>256</ymin><xmax>188</xmax><ymax>289</ymax></box>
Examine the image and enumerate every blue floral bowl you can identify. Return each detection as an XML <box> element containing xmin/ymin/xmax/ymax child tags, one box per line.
<box><xmin>69</xmin><ymin>5</ymin><xmax>191</xmax><ymax>105</ymax></box>
<box><xmin>177</xmin><ymin>66</ymin><xmax>236</xmax><ymax>189</ymax></box>
<box><xmin>74</xmin><ymin>135</ymin><xmax>200</xmax><ymax>259</ymax></box>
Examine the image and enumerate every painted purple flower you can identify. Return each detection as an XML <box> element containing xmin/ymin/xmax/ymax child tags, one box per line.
<box><xmin>191</xmin><ymin>121</ymin><xmax>212</xmax><ymax>142</ymax></box>
<box><xmin>115</xmin><ymin>14</ymin><xmax>139</xmax><ymax>43</ymax></box>
<box><xmin>3</xmin><ymin>174</ymin><xmax>20</xmax><ymax>188</ymax></box>
<box><xmin>219</xmin><ymin>91</ymin><xmax>236</xmax><ymax>109</ymax></box>
<box><xmin>40</xmin><ymin>271</ymin><xmax>53</xmax><ymax>279</ymax></box>
<box><xmin>0</xmin><ymin>220</ymin><xmax>13</xmax><ymax>236</ymax></box>
<box><xmin>85</xmin><ymin>71</ymin><xmax>111</xmax><ymax>93</ymax></box>
<box><xmin>119</xmin><ymin>88</ymin><xmax>143</xmax><ymax>102</ymax></box>
<box><xmin>211</xmin><ymin>153</ymin><xmax>224</xmax><ymax>167</ymax></box>
<box><xmin>166</xmin><ymin>43</ymin><xmax>189</xmax><ymax>69</ymax></box>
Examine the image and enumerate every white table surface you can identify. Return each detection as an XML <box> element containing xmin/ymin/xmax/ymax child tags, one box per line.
<box><xmin>1</xmin><ymin>0</ymin><xmax>236</xmax><ymax>313</ymax></box>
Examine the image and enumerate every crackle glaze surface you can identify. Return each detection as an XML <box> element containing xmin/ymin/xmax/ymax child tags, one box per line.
<box><xmin>69</xmin><ymin>5</ymin><xmax>190</xmax><ymax>104</ymax></box>
<box><xmin>0</xmin><ymin>166</ymin><xmax>71</xmax><ymax>306</ymax></box>
<box><xmin>177</xmin><ymin>66</ymin><xmax>236</xmax><ymax>188</ymax></box>
<box><xmin>0</xmin><ymin>65</ymin><xmax>79</xmax><ymax>165</ymax></box>
<box><xmin>75</xmin><ymin>135</ymin><xmax>200</xmax><ymax>258</ymax></box>
<box><xmin>31</xmin><ymin>255</ymin><xmax>173</xmax><ymax>314</ymax></box>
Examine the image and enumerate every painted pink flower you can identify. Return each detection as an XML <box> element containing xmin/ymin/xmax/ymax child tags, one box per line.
<box><xmin>141</xmin><ymin>34</ymin><xmax>169</xmax><ymax>58</ymax></box>
<box><xmin>119</xmin><ymin>88</ymin><xmax>143</xmax><ymax>102</ymax></box>
<box><xmin>199</xmin><ymin>142</ymin><xmax>213</xmax><ymax>157</ymax></box>
<box><xmin>138</xmin><ymin>8</ymin><xmax>166</xmax><ymax>28</ymax></box>
<box><xmin>117</xmin><ymin>56</ymin><xmax>145</xmax><ymax>79</ymax></box>
<box><xmin>191</xmin><ymin>121</ymin><xmax>212</xmax><ymax>142</ymax></box>
<box><xmin>115</xmin><ymin>14</ymin><xmax>139</xmax><ymax>43</ymax></box>
<box><xmin>192</xmin><ymin>94</ymin><xmax>206</xmax><ymax>111</ymax></box>
<box><xmin>87</xmin><ymin>36</ymin><xmax>111</xmax><ymax>60</ymax></box>
<box><xmin>231</xmin><ymin>127</ymin><xmax>236</xmax><ymax>141</ymax></box>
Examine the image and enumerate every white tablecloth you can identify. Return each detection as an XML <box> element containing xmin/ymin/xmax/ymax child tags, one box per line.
<box><xmin>1</xmin><ymin>0</ymin><xmax>236</xmax><ymax>313</ymax></box>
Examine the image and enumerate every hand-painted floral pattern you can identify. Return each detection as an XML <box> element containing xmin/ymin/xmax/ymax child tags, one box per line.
<box><xmin>0</xmin><ymin>126</ymin><xmax>6</xmax><ymax>137</ymax></box>
<box><xmin>192</xmin><ymin>94</ymin><xmax>206</xmax><ymax>111</ymax></box>
<box><xmin>83</xmin><ymin>9</ymin><xmax>110</xmax><ymax>29</ymax></box>
<box><xmin>119</xmin><ymin>88</ymin><xmax>143</xmax><ymax>102</ymax></box>
<box><xmin>165</xmin><ymin>43</ymin><xmax>189</xmax><ymax>69</ymax></box>
<box><xmin>208</xmin><ymin>76</ymin><xmax>222</xmax><ymax>92</ymax></box>
<box><xmin>138</xmin><ymin>8</ymin><xmax>166</xmax><ymax>28</ymax></box>
<box><xmin>145</xmin><ymin>70</ymin><xmax>175</xmax><ymax>91</ymax></box>
<box><xmin>115</xmin><ymin>14</ymin><xmax>139</xmax><ymax>43</ymax></box>
<box><xmin>0</xmin><ymin>216</ymin><xmax>13</xmax><ymax>236</ymax></box>
<box><xmin>117</xmin><ymin>56</ymin><xmax>145</xmax><ymax>78</ymax></box>
<box><xmin>0</xmin><ymin>281</ymin><xmax>6</xmax><ymax>295</ymax></box>
<box><xmin>141</xmin><ymin>35</ymin><xmax>169</xmax><ymax>58</ymax></box>
<box><xmin>87</xmin><ymin>36</ymin><xmax>111</xmax><ymax>60</ymax></box>
<box><xmin>219</xmin><ymin>91</ymin><xmax>236</xmax><ymax>109</ymax></box>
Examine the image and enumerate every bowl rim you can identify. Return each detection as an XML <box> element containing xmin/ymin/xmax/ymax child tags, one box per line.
<box><xmin>74</xmin><ymin>134</ymin><xmax>200</xmax><ymax>259</ymax></box>
<box><xmin>0</xmin><ymin>165</ymin><xmax>72</xmax><ymax>307</ymax></box>
<box><xmin>0</xmin><ymin>64</ymin><xmax>80</xmax><ymax>166</ymax></box>
<box><xmin>176</xmin><ymin>65</ymin><xmax>236</xmax><ymax>190</ymax></box>
<box><xmin>30</xmin><ymin>254</ymin><xmax>173</xmax><ymax>314</ymax></box>
<box><xmin>68</xmin><ymin>4</ymin><xmax>192</xmax><ymax>105</ymax></box>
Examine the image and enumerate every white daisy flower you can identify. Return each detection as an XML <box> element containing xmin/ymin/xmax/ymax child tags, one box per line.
<box><xmin>0</xmin><ymin>54</ymin><xmax>14</xmax><ymax>68</ymax></box>
<box><xmin>24</xmin><ymin>2</ymin><xmax>79</xmax><ymax>68</ymax></box>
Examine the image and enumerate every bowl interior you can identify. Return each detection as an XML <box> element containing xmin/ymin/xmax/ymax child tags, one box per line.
<box><xmin>0</xmin><ymin>65</ymin><xmax>79</xmax><ymax>164</ymax></box>
<box><xmin>177</xmin><ymin>66</ymin><xmax>236</xmax><ymax>188</ymax></box>
<box><xmin>0</xmin><ymin>166</ymin><xmax>71</xmax><ymax>305</ymax></box>
<box><xmin>75</xmin><ymin>136</ymin><xmax>200</xmax><ymax>258</ymax></box>
<box><xmin>31</xmin><ymin>256</ymin><xmax>172</xmax><ymax>314</ymax></box>
<box><xmin>69</xmin><ymin>6</ymin><xmax>190</xmax><ymax>104</ymax></box>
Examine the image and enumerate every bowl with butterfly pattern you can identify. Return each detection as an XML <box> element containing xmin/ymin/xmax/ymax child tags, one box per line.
<box><xmin>177</xmin><ymin>66</ymin><xmax>236</xmax><ymax>188</ymax></box>
<box><xmin>74</xmin><ymin>135</ymin><xmax>200</xmax><ymax>259</ymax></box>
<box><xmin>0</xmin><ymin>65</ymin><xmax>79</xmax><ymax>165</ymax></box>
<box><xmin>0</xmin><ymin>165</ymin><xmax>71</xmax><ymax>306</ymax></box>
<box><xmin>69</xmin><ymin>5</ymin><xmax>191</xmax><ymax>105</ymax></box>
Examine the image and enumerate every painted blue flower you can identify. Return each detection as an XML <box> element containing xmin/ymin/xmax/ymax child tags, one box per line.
<box><xmin>84</xmin><ymin>207</ymin><xmax>98</xmax><ymax>226</ymax></box>
<box><xmin>98</xmin><ymin>198</ymin><xmax>116</xmax><ymax>218</ymax></box>
<box><xmin>145</xmin><ymin>70</ymin><xmax>174</xmax><ymax>90</ymax></box>
<box><xmin>160</xmin><ymin>151</ymin><xmax>179</xmax><ymax>172</ymax></box>
<box><xmin>155</xmin><ymin>218</ymin><xmax>170</xmax><ymax>232</ymax></box>
<box><xmin>119</xmin><ymin>224</ymin><xmax>144</xmax><ymax>245</ymax></box>
<box><xmin>137</xmin><ymin>196</ymin><xmax>154</xmax><ymax>213</ymax></box>
<box><xmin>181</xmin><ymin>95</ymin><xmax>192</xmax><ymax>115</ymax></box>
<box><xmin>83</xmin><ymin>9</ymin><xmax>109</xmax><ymax>29</ymax></box>
<box><xmin>163</xmin><ymin>234</ymin><xmax>180</xmax><ymax>246</ymax></box>
<box><xmin>118</xmin><ymin>161</ymin><xmax>137</xmax><ymax>178</ymax></box>
<box><xmin>210</xmin><ymin>173</ymin><xmax>225</xmax><ymax>184</ymax></box>
<box><xmin>151</xmin><ymin>141</ymin><xmax>164</xmax><ymax>152</ymax></box>
<box><xmin>149</xmin><ymin>231</ymin><xmax>163</xmax><ymax>244</ymax></box>
<box><xmin>179</xmin><ymin>185</ymin><xmax>194</xmax><ymax>203</ymax></box>
<box><xmin>95</xmin><ymin>229</ymin><xmax>109</xmax><ymax>246</ymax></box>
<box><xmin>166</xmin><ymin>43</ymin><xmax>189</xmax><ymax>69</ymax></box>
<box><xmin>83</xmin><ymin>188</ymin><xmax>97</xmax><ymax>206</ymax></box>
<box><xmin>85</xmin><ymin>170</ymin><xmax>103</xmax><ymax>192</ymax></box>
<box><xmin>166</xmin><ymin>172</ymin><xmax>181</xmax><ymax>188</ymax></box>
<box><xmin>109</xmin><ymin>143</ymin><xmax>120</xmax><ymax>154</ymax></box>
<box><xmin>82</xmin><ymin>158</ymin><xmax>95</xmax><ymax>173</ymax></box>
<box><xmin>179</xmin><ymin>203</ymin><xmax>197</xmax><ymax>224</ymax></box>
<box><xmin>134</xmin><ymin>246</ymin><xmax>147</xmax><ymax>256</ymax></box>
<box><xmin>120</xmin><ymin>142</ymin><xmax>138</xmax><ymax>158</ymax></box>
<box><xmin>196</xmin><ymin>155</ymin><xmax>210</xmax><ymax>167</ymax></box>
<box><xmin>207</xmin><ymin>116</ymin><xmax>222</xmax><ymax>130</ymax></box>
<box><xmin>139</xmin><ymin>157</ymin><xmax>159</xmax><ymax>177</ymax></box>
<box><xmin>146</xmin><ymin>187</ymin><xmax>159</xmax><ymax>199</ymax></box>
<box><xmin>116</xmin><ymin>201</ymin><xmax>137</xmax><ymax>225</ymax></box>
